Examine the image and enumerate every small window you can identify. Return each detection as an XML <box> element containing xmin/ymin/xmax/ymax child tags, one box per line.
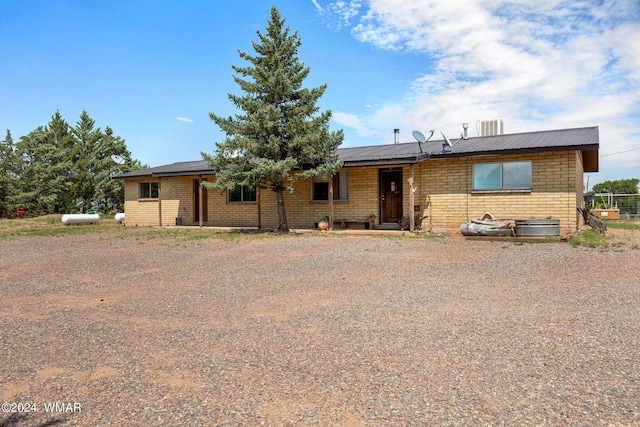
<box><xmin>473</xmin><ymin>161</ymin><xmax>531</xmax><ymax>190</ymax></box>
<box><xmin>139</xmin><ymin>182</ymin><xmax>158</xmax><ymax>199</ymax></box>
<box><xmin>228</xmin><ymin>186</ymin><xmax>256</xmax><ymax>203</ymax></box>
<box><xmin>312</xmin><ymin>171</ymin><xmax>349</xmax><ymax>201</ymax></box>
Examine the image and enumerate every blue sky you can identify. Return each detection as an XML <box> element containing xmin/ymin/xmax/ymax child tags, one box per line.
<box><xmin>1</xmin><ymin>0</ymin><xmax>639</xmax><ymax>187</ymax></box>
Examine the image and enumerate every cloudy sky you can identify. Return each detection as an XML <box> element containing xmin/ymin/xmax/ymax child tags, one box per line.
<box><xmin>1</xmin><ymin>0</ymin><xmax>638</xmax><ymax>186</ymax></box>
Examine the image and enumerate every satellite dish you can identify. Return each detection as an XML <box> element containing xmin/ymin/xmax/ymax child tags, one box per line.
<box><xmin>111</xmin><ymin>155</ymin><xmax>125</xmax><ymax>164</ymax></box>
<box><xmin>412</xmin><ymin>130</ymin><xmax>435</xmax><ymax>153</ymax></box>
<box><xmin>441</xmin><ymin>132</ymin><xmax>453</xmax><ymax>147</ymax></box>
<box><xmin>412</xmin><ymin>130</ymin><xmax>426</xmax><ymax>143</ymax></box>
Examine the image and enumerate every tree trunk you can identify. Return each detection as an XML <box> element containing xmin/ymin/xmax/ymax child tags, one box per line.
<box><xmin>577</xmin><ymin>207</ymin><xmax>607</xmax><ymax>234</ymax></box>
<box><xmin>276</xmin><ymin>189</ymin><xmax>289</xmax><ymax>232</ymax></box>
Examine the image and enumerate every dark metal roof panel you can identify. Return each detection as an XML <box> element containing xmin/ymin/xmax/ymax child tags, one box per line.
<box><xmin>116</xmin><ymin>127</ymin><xmax>600</xmax><ymax>177</ymax></box>
<box><xmin>338</xmin><ymin>143</ymin><xmax>428</xmax><ymax>165</ymax></box>
<box><xmin>339</xmin><ymin>126</ymin><xmax>599</xmax><ymax>166</ymax></box>
<box><xmin>438</xmin><ymin>126</ymin><xmax>599</xmax><ymax>157</ymax></box>
<box><xmin>117</xmin><ymin>160</ymin><xmax>213</xmax><ymax>178</ymax></box>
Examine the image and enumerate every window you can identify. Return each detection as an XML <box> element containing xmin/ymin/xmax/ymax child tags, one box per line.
<box><xmin>228</xmin><ymin>186</ymin><xmax>256</xmax><ymax>203</ymax></box>
<box><xmin>473</xmin><ymin>161</ymin><xmax>531</xmax><ymax>190</ymax></box>
<box><xmin>139</xmin><ymin>182</ymin><xmax>158</xmax><ymax>199</ymax></box>
<box><xmin>312</xmin><ymin>171</ymin><xmax>349</xmax><ymax>201</ymax></box>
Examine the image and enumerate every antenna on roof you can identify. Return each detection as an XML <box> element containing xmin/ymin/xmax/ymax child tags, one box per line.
<box><xmin>111</xmin><ymin>154</ymin><xmax>125</xmax><ymax>165</ymax></box>
<box><xmin>110</xmin><ymin>154</ymin><xmax>126</xmax><ymax>177</ymax></box>
<box><xmin>440</xmin><ymin>132</ymin><xmax>463</xmax><ymax>154</ymax></box>
<box><xmin>412</xmin><ymin>129</ymin><xmax>434</xmax><ymax>153</ymax></box>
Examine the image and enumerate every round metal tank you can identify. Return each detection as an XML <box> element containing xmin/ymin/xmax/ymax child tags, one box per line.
<box><xmin>61</xmin><ymin>213</ymin><xmax>100</xmax><ymax>225</ymax></box>
<box><xmin>114</xmin><ymin>212</ymin><xmax>125</xmax><ymax>223</ymax></box>
<box><xmin>515</xmin><ymin>219</ymin><xmax>560</xmax><ymax>237</ymax></box>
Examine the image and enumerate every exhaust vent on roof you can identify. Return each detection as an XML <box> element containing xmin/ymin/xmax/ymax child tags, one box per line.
<box><xmin>480</xmin><ymin>119</ymin><xmax>503</xmax><ymax>137</ymax></box>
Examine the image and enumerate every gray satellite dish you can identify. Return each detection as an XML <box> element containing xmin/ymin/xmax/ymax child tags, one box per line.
<box><xmin>412</xmin><ymin>130</ymin><xmax>427</xmax><ymax>143</ymax></box>
<box><xmin>413</xmin><ymin>130</ymin><xmax>434</xmax><ymax>153</ymax></box>
<box><xmin>441</xmin><ymin>132</ymin><xmax>453</xmax><ymax>147</ymax></box>
<box><xmin>111</xmin><ymin>155</ymin><xmax>125</xmax><ymax>164</ymax></box>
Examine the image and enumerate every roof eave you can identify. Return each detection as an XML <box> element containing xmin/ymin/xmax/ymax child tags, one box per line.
<box><xmin>152</xmin><ymin>169</ymin><xmax>216</xmax><ymax>177</ymax></box>
<box><xmin>342</xmin><ymin>154</ymin><xmax>429</xmax><ymax>167</ymax></box>
<box><xmin>429</xmin><ymin>144</ymin><xmax>599</xmax><ymax>159</ymax></box>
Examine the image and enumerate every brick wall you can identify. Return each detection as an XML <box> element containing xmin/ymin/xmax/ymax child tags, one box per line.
<box><xmin>123</xmin><ymin>151</ymin><xmax>585</xmax><ymax>233</ymax></box>
<box><xmin>415</xmin><ymin>151</ymin><xmax>581</xmax><ymax>233</ymax></box>
<box><xmin>123</xmin><ymin>179</ymin><xmax>160</xmax><ymax>226</ymax></box>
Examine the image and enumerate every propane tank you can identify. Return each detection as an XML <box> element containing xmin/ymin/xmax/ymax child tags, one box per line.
<box><xmin>61</xmin><ymin>213</ymin><xmax>100</xmax><ymax>225</ymax></box>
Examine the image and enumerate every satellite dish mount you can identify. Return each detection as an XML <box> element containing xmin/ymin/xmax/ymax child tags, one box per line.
<box><xmin>412</xmin><ymin>129</ymin><xmax>434</xmax><ymax>153</ymax></box>
<box><xmin>440</xmin><ymin>132</ymin><xmax>463</xmax><ymax>154</ymax></box>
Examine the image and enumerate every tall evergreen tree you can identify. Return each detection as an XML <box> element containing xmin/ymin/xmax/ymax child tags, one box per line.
<box><xmin>48</xmin><ymin>110</ymin><xmax>76</xmax><ymax>212</ymax></box>
<box><xmin>4</xmin><ymin>110</ymin><xmax>143</xmax><ymax>217</ymax></box>
<box><xmin>94</xmin><ymin>126</ymin><xmax>142</xmax><ymax>212</ymax></box>
<box><xmin>203</xmin><ymin>6</ymin><xmax>343</xmax><ymax>231</ymax></box>
<box><xmin>12</xmin><ymin>114</ymin><xmax>72</xmax><ymax>214</ymax></box>
<box><xmin>71</xmin><ymin>110</ymin><xmax>103</xmax><ymax>212</ymax></box>
<box><xmin>0</xmin><ymin>130</ymin><xmax>16</xmax><ymax>217</ymax></box>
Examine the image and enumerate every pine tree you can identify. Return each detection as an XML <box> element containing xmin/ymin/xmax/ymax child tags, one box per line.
<box><xmin>0</xmin><ymin>130</ymin><xmax>16</xmax><ymax>217</ymax></box>
<box><xmin>94</xmin><ymin>126</ymin><xmax>141</xmax><ymax>212</ymax></box>
<box><xmin>203</xmin><ymin>6</ymin><xmax>343</xmax><ymax>231</ymax></box>
<box><xmin>12</xmin><ymin>114</ymin><xmax>73</xmax><ymax>214</ymax></box>
<box><xmin>71</xmin><ymin>110</ymin><xmax>103</xmax><ymax>212</ymax></box>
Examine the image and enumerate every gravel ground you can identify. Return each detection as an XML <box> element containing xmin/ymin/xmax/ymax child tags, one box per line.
<box><xmin>1</xmin><ymin>228</ymin><xmax>639</xmax><ymax>426</ymax></box>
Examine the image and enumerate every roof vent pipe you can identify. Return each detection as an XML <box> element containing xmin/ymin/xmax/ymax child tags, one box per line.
<box><xmin>393</xmin><ymin>128</ymin><xmax>400</xmax><ymax>144</ymax></box>
<box><xmin>463</xmin><ymin>123</ymin><xmax>468</xmax><ymax>140</ymax></box>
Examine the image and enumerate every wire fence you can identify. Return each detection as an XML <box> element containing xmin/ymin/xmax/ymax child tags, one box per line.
<box><xmin>588</xmin><ymin>193</ymin><xmax>640</xmax><ymax>219</ymax></box>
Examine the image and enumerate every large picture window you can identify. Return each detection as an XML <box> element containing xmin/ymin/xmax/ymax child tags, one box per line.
<box><xmin>228</xmin><ymin>186</ymin><xmax>256</xmax><ymax>203</ymax></box>
<box><xmin>312</xmin><ymin>171</ymin><xmax>349</xmax><ymax>201</ymax></box>
<box><xmin>139</xmin><ymin>182</ymin><xmax>158</xmax><ymax>199</ymax></box>
<box><xmin>473</xmin><ymin>161</ymin><xmax>531</xmax><ymax>190</ymax></box>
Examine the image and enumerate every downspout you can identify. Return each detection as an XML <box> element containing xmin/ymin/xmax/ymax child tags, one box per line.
<box><xmin>328</xmin><ymin>174</ymin><xmax>334</xmax><ymax>231</ymax></box>
<box><xmin>257</xmin><ymin>187</ymin><xmax>262</xmax><ymax>230</ymax></box>
<box><xmin>466</xmin><ymin>158</ymin><xmax>470</xmax><ymax>222</ymax></box>
<box><xmin>199</xmin><ymin>176</ymin><xmax>203</xmax><ymax>228</ymax></box>
<box><xmin>158</xmin><ymin>177</ymin><xmax>162</xmax><ymax>227</ymax></box>
<box><xmin>409</xmin><ymin>164</ymin><xmax>415</xmax><ymax>232</ymax></box>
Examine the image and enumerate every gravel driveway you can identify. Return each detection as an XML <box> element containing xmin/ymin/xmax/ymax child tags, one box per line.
<box><xmin>1</xmin><ymin>229</ymin><xmax>639</xmax><ymax>426</ymax></box>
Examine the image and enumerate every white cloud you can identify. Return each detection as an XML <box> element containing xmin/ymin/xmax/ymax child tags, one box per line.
<box><xmin>176</xmin><ymin>117</ymin><xmax>194</xmax><ymax>123</ymax></box>
<box><xmin>311</xmin><ymin>0</ymin><xmax>323</xmax><ymax>11</ymax></box>
<box><xmin>326</xmin><ymin>0</ymin><xmax>640</xmax><ymax>174</ymax></box>
<box><xmin>321</xmin><ymin>0</ymin><xmax>365</xmax><ymax>30</ymax></box>
<box><xmin>333</xmin><ymin>111</ymin><xmax>376</xmax><ymax>137</ymax></box>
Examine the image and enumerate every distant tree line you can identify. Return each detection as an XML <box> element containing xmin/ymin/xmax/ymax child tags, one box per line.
<box><xmin>590</xmin><ymin>178</ymin><xmax>639</xmax><ymax>194</ymax></box>
<box><xmin>588</xmin><ymin>178</ymin><xmax>639</xmax><ymax>215</ymax></box>
<box><xmin>0</xmin><ymin>110</ymin><xmax>144</xmax><ymax>218</ymax></box>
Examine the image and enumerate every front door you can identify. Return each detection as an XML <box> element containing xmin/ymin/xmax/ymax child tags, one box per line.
<box><xmin>193</xmin><ymin>179</ymin><xmax>208</xmax><ymax>223</ymax></box>
<box><xmin>380</xmin><ymin>169</ymin><xmax>403</xmax><ymax>224</ymax></box>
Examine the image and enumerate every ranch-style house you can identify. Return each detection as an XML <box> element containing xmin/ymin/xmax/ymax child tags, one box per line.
<box><xmin>117</xmin><ymin>126</ymin><xmax>599</xmax><ymax>234</ymax></box>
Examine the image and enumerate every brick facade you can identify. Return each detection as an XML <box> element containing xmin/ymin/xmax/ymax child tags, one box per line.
<box><xmin>123</xmin><ymin>150</ymin><xmax>587</xmax><ymax>233</ymax></box>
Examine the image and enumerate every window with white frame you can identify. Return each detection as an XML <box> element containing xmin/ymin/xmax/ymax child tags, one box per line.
<box><xmin>473</xmin><ymin>161</ymin><xmax>532</xmax><ymax>190</ymax></box>
<box><xmin>139</xmin><ymin>182</ymin><xmax>158</xmax><ymax>199</ymax></box>
<box><xmin>228</xmin><ymin>186</ymin><xmax>256</xmax><ymax>203</ymax></box>
<box><xmin>312</xmin><ymin>171</ymin><xmax>349</xmax><ymax>201</ymax></box>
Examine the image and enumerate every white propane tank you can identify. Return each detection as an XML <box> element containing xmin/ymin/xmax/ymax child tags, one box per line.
<box><xmin>114</xmin><ymin>212</ymin><xmax>125</xmax><ymax>223</ymax></box>
<box><xmin>61</xmin><ymin>213</ymin><xmax>100</xmax><ymax>225</ymax></box>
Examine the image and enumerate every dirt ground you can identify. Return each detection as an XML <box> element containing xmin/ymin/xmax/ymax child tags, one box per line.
<box><xmin>1</xmin><ymin>227</ymin><xmax>639</xmax><ymax>426</ymax></box>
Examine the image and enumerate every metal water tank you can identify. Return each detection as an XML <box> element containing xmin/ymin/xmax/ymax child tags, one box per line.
<box><xmin>515</xmin><ymin>219</ymin><xmax>560</xmax><ymax>237</ymax></box>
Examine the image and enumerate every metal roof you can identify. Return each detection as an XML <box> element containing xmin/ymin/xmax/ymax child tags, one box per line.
<box><xmin>117</xmin><ymin>160</ymin><xmax>213</xmax><ymax>178</ymax></box>
<box><xmin>117</xmin><ymin>126</ymin><xmax>599</xmax><ymax>178</ymax></box>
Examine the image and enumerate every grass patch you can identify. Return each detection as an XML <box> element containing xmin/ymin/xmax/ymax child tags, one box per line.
<box><xmin>604</xmin><ymin>220</ymin><xmax>640</xmax><ymax>231</ymax></box>
<box><xmin>0</xmin><ymin>215</ymin><xmax>284</xmax><ymax>241</ymax></box>
<box><xmin>569</xmin><ymin>230</ymin><xmax>611</xmax><ymax>249</ymax></box>
<box><xmin>0</xmin><ymin>215</ymin><xmax>124</xmax><ymax>239</ymax></box>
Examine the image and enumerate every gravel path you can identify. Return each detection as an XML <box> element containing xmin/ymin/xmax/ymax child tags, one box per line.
<box><xmin>1</xmin><ymin>229</ymin><xmax>639</xmax><ymax>426</ymax></box>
